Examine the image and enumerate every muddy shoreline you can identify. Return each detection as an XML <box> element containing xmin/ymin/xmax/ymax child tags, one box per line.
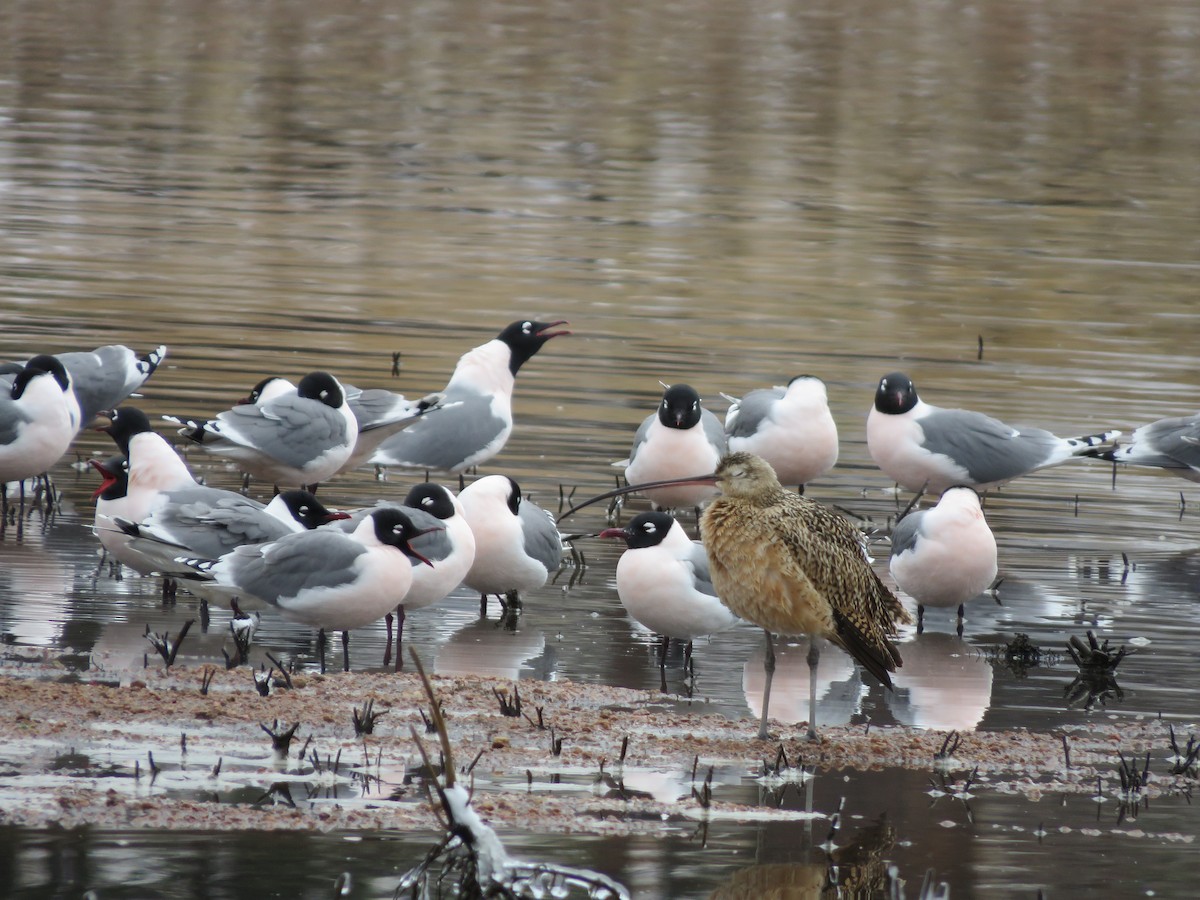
<box><xmin>1</xmin><ymin>656</ymin><xmax>1193</xmax><ymax>837</ymax></box>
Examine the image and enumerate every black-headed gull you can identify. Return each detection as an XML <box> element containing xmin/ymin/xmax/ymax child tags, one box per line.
<box><xmin>325</xmin><ymin>482</ymin><xmax>476</xmax><ymax>665</ymax></box>
<box><xmin>723</xmin><ymin>375</ymin><xmax>838</xmax><ymax>490</ymax></box>
<box><xmin>99</xmin><ymin>407</ymin><xmax>196</xmax><ymax>520</ymax></box>
<box><xmin>370</xmin><ymin>320</ymin><xmax>570</xmax><ymax>475</ymax></box>
<box><xmin>388</xmin><ymin>482</ymin><xmax>476</xmax><ymax>660</ymax></box>
<box><xmin>232</xmin><ymin>375</ymin><xmax>448</xmax><ymax>474</ymax></box>
<box><xmin>622</xmin><ymin>384</ymin><xmax>727</xmax><ymax>510</ymax></box>
<box><xmin>1</xmin><ymin>356</ymin><xmax>79</xmax><ymax>509</ymax></box>
<box><xmin>458</xmin><ymin>474</ymin><xmax>562</xmax><ymax>617</ymax></box>
<box><xmin>173</xmin><ymin>506</ymin><xmax>437</xmax><ymax>672</ymax></box>
<box><xmin>167</xmin><ymin>371</ymin><xmax>357</xmax><ymax>491</ymax></box>
<box><xmin>867</xmin><ymin>372</ymin><xmax>1120</xmax><ymax>494</ymax></box>
<box><xmin>889</xmin><ymin>486</ymin><xmax>998</xmax><ymax>633</ymax></box>
<box><xmin>599</xmin><ymin>511</ymin><xmax>739</xmax><ymax>671</ymax></box>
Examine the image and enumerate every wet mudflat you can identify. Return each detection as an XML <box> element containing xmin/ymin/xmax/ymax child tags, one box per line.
<box><xmin>3</xmin><ymin>0</ymin><xmax>1200</xmax><ymax>896</ymax></box>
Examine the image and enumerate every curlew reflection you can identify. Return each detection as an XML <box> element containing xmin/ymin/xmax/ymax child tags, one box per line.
<box><xmin>743</xmin><ymin>639</ymin><xmax>862</xmax><ymax>731</ymax></box>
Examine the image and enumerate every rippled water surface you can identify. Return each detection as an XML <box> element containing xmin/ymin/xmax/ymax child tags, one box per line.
<box><xmin>3</xmin><ymin>0</ymin><xmax>1200</xmax><ymax>896</ymax></box>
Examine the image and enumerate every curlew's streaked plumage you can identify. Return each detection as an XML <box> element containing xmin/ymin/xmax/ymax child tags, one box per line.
<box><xmin>563</xmin><ymin>450</ymin><xmax>909</xmax><ymax>740</ymax></box>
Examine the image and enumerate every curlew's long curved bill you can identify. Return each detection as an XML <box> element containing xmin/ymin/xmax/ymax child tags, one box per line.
<box><xmin>557</xmin><ymin>473</ymin><xmax>718</xmax><ymax>523</ymax></box>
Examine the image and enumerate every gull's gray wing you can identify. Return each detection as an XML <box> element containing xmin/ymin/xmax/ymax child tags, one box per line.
<box><xmin>889</xmin><ymin>508</ymin><xmax>927</xmax><ymax>559</ymax></box>
<box><xmin>918</xmin><ymin>408</ymin><xmax>1061</xmax><ymax>483</ymax></box>
<box><xmin>56</xmin><ymin>345</ymin><xmax>167</xmax><ymax>424</ymax></box>
<box><xmin>370</xmin><ymin>385</ymin><xmax>505</xmax><ymax>472</ymax></box>
<box><xmin>1125</xmin><ymin>415</ymin><xmax>1200</xmax><ymax>471</ymax></box>
<box><xmin>0</xmin><ymin>393</ymin><xmax>33</xmax><ymax>446</ymax></box>
<box><xmin>519</xmin><ymin>499</ymin><xmax>563</xmax><ymax>573</ymax></box>
<box><xmin>210</xmin><ymin>394</ymin><xmax>352</xmax><ymax>470</ymax></box>
<box><xmin>220</xmin><ymin>530</ymin><xmax>367</xmax><ymax>606</ymax></box>
<box><xmin>724</xmin><ymin>387</ymin><xmax>784</xmax><ymax>438</ymax></box>
<box><xmin>144</xmin><ymin>486</ymin><xmax>291</xmax><ymax>559</ymax></box>
<box><xmin>701</xmin><ymin>407</ymin><xmax>729</xmax><ymax>454</ymax></box>
<box><xmin>684</xmin><ymin>539</ymin><xmax>719</xmax><ymax>597</ymax></box>
<box><xmin>625</xmin><ymin>412</ymin><xmax>656</xmax><ymax>465</ymax></box>
<box><xmin>344</xmin><ymin>383</ymin><xmax>422</xmax><ymax>431</ymax></box>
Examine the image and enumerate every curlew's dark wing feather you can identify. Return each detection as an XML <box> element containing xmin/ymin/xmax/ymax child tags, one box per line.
<box><xmin>831</xmin><ymin>609</ymin><xmax>901</xmax><ymax>688</ymax></box>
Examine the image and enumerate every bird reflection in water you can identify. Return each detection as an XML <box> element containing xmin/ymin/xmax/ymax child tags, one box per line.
<box><xmin>707</xmin><ymin>816</ymin><xmax>903</xmax><ymax>899</ymax></box>
<box><xmin>887</xmin><ymin>632</ymin><xmax>995</xmax><ymax>732</ymax></box>
<box><xmin>743</xmin><ymin>639</ymin><xmax>862</xmax><ymax>732</ymax></box>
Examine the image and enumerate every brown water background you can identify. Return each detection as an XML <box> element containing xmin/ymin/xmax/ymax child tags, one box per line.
<box><xmin>2</xmin><ymin>1</ymin><xmax>1200</xmax><ymax>896</ymax></box>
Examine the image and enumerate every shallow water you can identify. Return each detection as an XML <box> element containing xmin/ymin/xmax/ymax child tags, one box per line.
<box><xmin>3</xmin><ymin>0</ymin><xmax>1200</xmax><ymax>895</ymax></box>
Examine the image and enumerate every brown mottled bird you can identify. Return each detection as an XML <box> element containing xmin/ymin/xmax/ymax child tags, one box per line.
<box><xmin>564</xmin><ymin>451</ymin><xmax>910</xmax><ymax>740</ymax></box>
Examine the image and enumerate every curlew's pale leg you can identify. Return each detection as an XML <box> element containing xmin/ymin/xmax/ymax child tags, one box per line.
<box><xmin>758</xmin><ymin>629</ymin><xmax>776</xmax><ymax>740</ymax></box>
<box><xmin>806</xmin><ymin>638</ymin><xmax>821</xmax><ymax>741</ymax></box>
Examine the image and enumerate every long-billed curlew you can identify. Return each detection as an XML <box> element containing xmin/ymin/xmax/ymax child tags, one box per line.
<box><xmin>867</xmin><ymin>371</ymin><xmax>1120</xmax><ymax>494</ymax></box>
<box><xmin>564</xmin><ymin>451</ymin><xmax>910</xmax><ymax>740</ymax></box>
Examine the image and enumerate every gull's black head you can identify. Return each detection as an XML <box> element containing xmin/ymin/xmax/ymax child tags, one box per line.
<box><xmin>786</xmin><ymin>374</ymin><xmax>823</xmax><ymax>388</ymax></box>
<box><xmin>12</xmin><ymin>356</ymin><xmax>70</xmax><ymax>399</ymax></box>
<box><xmin>600</xmin><ymin>510</ymin><xmax>677</xmax><ymax>550</ymax></box>
<box><xmin>98</xmin><ymin>407</ymin><xmax>154</xmax><ymax>454</ymax></box>
<box><xmin>658</xmin><ymin>383</ymin><xmax>703</xmax><ymax>430</ymax></box>
<box><xmin>370</xmin><ymin>506</ymin><xmax>439</xmax><ymax>566</ymax></box>
<box><xmin>241</xmin><ymin>376</ymin><xmax>290</xmax><ymax>405</ymax></box>
<box><xmin>90</xmin><ymin>454</ymin><xmax>129</xmax><ymax>501</ymax></box>
<box><xmin>277</xmin><ymin>490</ymin><xmax>350</xmax><ymax>529</ymax></box>
<box><xmin>297</xmin><ymin>371</ymin><xmax>345</xmax><ymax>409</ymax></box>
<box><xmin>404</xmin><ymin>482</ymin><xmax>456</xmax><ymax>520</ymax></box>
<box><xmin>495</xmin><ymin>320</ymin><xmax>571</xmax><ymax>375</ymax></box>
<box><xmin>26</xmin><ymin>355</ymin><xmax>71</xmax><ymax>392</ymax></box>
<box><xmin>874</xmin><ymin>372</ymin><xmax>919</xmax><ymax>415</ymax></box>
<box><xmin>503</xmin><ymin>475</ymin><xmax>522</xmax><ymax>516</ymax></box>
